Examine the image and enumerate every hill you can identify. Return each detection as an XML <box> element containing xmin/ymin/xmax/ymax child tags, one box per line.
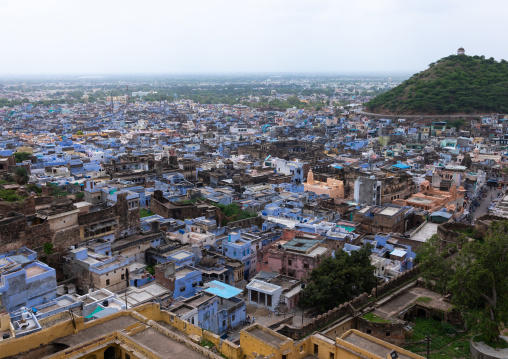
<box><xmin>365</xmin><ymin>55</ymin><xmax>508</xmax><ymax>115</ymax></box>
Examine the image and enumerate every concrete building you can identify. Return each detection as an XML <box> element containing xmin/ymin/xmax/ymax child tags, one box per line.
<box><xmin>0</xmin><ymin>248</ymin><xmax>57</xmax><ymax>313</ymax></box>
<box><xmin>354</xmin><ymin>175</ymin><xmax>382</xmax><ymax>205</ymax></box>
<box><xmin>257</xmin><ymin>236</ymin><xmax>332</xmax><ymax>280</ymax></box>
<box><xmin>222</xmin><ymin>231</ymin><xmax>252</xmax><ymax>280</ymax></box>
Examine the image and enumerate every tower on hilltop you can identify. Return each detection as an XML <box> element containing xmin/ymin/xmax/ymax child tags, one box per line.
<box><xmin>457</xmin><ymin>47</ymin><xmax>465</xmax><ymax>55</ymax></box>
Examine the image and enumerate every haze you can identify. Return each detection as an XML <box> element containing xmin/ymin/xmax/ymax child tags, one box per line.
<box><xmin>1</xmin><ymin>0</ymin><xmax>507</xmax><ymax>75</ymax></box>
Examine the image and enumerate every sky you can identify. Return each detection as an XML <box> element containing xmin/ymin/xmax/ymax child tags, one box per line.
<box><xmin>1</xmin><ymin>0</ymin><xmax>507</xmax><ymax>75</ymax></box>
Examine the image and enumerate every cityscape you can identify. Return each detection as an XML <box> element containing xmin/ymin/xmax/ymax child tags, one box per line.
<box><xmin>1</xmin><ymin>1</ymin><xmax>508</xmax><ymax>359</ymax></box>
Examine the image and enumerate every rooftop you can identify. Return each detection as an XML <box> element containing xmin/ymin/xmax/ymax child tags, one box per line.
<box><xmin>245</xmin><ymin>325</ymin><xmax>286</xmax><ymax>346</ymax></box>
<box><xmin>283</xmin><ymin>237</ymin><xmax>317</xmax><ymax>252</ymax></box>
<box><xmin>341</xmin><ymin>331</ymin><xmax>414</xmax><ymax>359</ymax></box>
<box><xmin>204</xmin><ymin>280</ymin><xmax>242</xmax><ymax>299</ymax></box>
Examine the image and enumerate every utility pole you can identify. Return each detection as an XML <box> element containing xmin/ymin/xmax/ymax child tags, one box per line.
<box><xmin>426</xmin><ymin>334</ymin><xmax>430</xmax><ymax>359</ymax></box>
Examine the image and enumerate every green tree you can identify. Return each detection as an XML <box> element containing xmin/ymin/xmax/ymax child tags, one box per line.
<box><xmin>13</xmin><ymin>152</ymin><xmax>31</xmax><ymax>163</ymax></box>
<box><xmin>43</xmin><ymin>242</ymin><xmax>54</xmax><ymax>255</ymax></box>
<box><xmin>76</xmin><ymin>130</ymin><xmax>84</xmax><ymax>135</ymax></box>
<box><xmin>300</xmin><ymin>246</ymin><xmax>377</xmax><ymax>311</ymax></box>
<box><xmin>13</xmin><ymin>166</ymin><xmax>29</xmax><ymax>185</ymax></box>
<box><xmin>418</xmin><ymin>223</ymin><xmax>508</xmax><ymax>344</ymax></box>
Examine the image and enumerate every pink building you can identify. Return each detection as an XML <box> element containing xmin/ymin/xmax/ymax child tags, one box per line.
<box><xmin>257</xmin><ymin>236</ymin><xmax>332</xmax><ymax>281</ymax></box>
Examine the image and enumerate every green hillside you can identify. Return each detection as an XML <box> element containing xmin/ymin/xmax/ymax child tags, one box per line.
<box><xmin>366</xmin><ymin>55</ymin><xmax>508</xmax><ymax>115</ymax></box>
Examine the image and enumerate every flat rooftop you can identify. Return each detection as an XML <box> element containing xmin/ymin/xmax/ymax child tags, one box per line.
<box><xmin>184</xmin><ymin>292</ymin><xmax>215</xmax><ymax>307</ymax></box>
<box><xmin>378</xmin><ymin>206</ymin><xmax>402</xmax><ymax>216</ymax></box>
<box><xmin>247</xmin><ymin>279</ymin><xmax>280</xmax><ymax>293</ymax></box>
<box><xmin>171</xmin><ymin>251</ymin><xmax>194</xmax><ymax>260</ymax></box>
<box><xmin>283</xmin><ymin>238</ymin><xmax>317</xmax><ymax>252</ymax></box>
<box><xmin>308</xmin><ymin>246</ymin><xmax>328</xmax><ymax>257</ymax></box>
<box><xmin>25</xmin><ymin>265</ymin><xmax>49</xmax><ymax>278</ymax></box>
<box><xmin>56</xmin><ymin>316</ymin><xmax>138</xmax><ymax>347</ymax></box>
<box><xmin>131</xmin><ymin>327</ymin><xmax>208</xmax><ymax>358</ymax></box>
<box><xmin>408</xmin><ymin>197</ymin><xmax>434</xmax><ymax>205</ymax></box>
<box><xmin>341</xmin><ymin>332</ymin><xmax>413</xmax><ymax>359</ymax></box>
<box><xmin>247</xmin><ymin>326</ymin><xmax>286</xmax><ymax>346</ymax></box>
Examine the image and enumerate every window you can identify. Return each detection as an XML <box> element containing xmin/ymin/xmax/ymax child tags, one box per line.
<box><xmin>180</xmin><ymin>286</ymin><xmax>186</xmax><ymax>292</ymax></box>
<box><xmin>125</xmin><ymin>354</ymin><xmax>131</xmax><ymax>359</ymax></box>
<box><xmin>314</xmin><ymin>344</ymin><xmax>319</xmax><ymax>355</ymax></box>
<box><xmin>367</xmin><ymin>329</ymin><xmax>371</xmax><ymax>334</ymax></box>
<box><xmin>232</xmin><ymin>314</ymin><xmax>235</xmax><ymax>321</ymax></box>
<box><xmin>106</xmin><ymin>279</ymin><xmax>110</xmax><ymax>285</ymax></box>
<box><xmin>288</xmin><ymin>259</ymin><xmax>292</xmax><ymax>265</ymax></box>
<box><xmin>386</xmin><ymin>332</ymin><xmax>390</xmax><ymax>336</ymax></box>
<box><xmin>121</xmin><ymin>274</ymin><xmax>125</xmax><ymax>280</ymax></box>
<box><xmin>304</xmin><ymin>263</ymin><xmax>309</xmax><ymax>269</ymax></box>
<box><xmin>330</xmin><ymin>353</ymin><xmax>335</xmax><ymax>359</ymax></box>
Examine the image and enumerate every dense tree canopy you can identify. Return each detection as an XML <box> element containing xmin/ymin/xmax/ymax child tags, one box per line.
<box><xmin>300</xmin><ymin>246</ymin><xmax>377</xmax><ymax>312</ymax></box>
<box><xmin>418</xmin><ymin>222</ymin><xmax>508</xmax><ymax>344</ymax></box>
<box><xmin>13</xmin><ymin>152</ymin><xmax>31</xmax><ymax>163</ymax></box>
<box><xmin>13</xmin><ymin>167</ymin><xmax>29</xmax><ymax>185</ymax></box>
<box><xmin>366</xmin><ymin>55</ymin><xmax>508</xmax><ymax>114</ymax></box>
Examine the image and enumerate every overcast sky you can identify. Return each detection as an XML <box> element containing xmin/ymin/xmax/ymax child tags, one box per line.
<box><xmin>1</xmin><ymin>0</ymin><xmax>507</xmax><ymax>75</ymax></box>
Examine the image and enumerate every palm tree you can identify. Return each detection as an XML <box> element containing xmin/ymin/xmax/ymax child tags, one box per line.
<box><xmin>13</xmin><ymin>166</ymin><xmax>29</xmax><ymax>186</ymax></box>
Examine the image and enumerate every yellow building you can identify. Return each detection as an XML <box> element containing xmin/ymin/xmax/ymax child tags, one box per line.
<box><xmin>0</xmin><ymin>303</ymin><xmax>424</xmax><ymax>359</ymax></box>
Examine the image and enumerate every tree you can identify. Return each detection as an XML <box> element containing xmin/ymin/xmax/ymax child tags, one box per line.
<box><xmin>43</xmin><ymin>242</ymin><xmax>54</xmax><ymax>255</ymax></box>
<box><xmin>300</xmin><ymin>246</ymin><xmax>377</xmax><ymax>312</ymax></box>
<box><xmin>76</xmin><ymin>130</ymin><xmax>84</xmax><ymax>135</ymax></box>
<box><xmin>13</xmin><ymin>166</ymin><xmax>29</xmax><ymax>185</ymax></box>
<box><xmin>13</xmin><ymin>152</ymin><xmax>31</xmax><ymax>163</ymax></box>
<box><xmin>418</xmin><ymin>223</ymin><xmax>508</xmax><ymax>344</ymax></box>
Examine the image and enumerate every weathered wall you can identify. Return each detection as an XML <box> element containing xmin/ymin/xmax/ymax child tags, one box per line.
<box><xmin>277</xmin><ymin>266</ymin><xmax>421</xmax><ymax>340</ymax></box>
<box><xmin>357</xmin><ymin>317</ymin><xmax>405</xmax><ymax>346</ymax></box>
<box><xmin>0</xmin><ymin>197</ymin><xmax>36</xmax><ymax>216</ymax></box>
<box><xmin>0</xmin><ymin>214</ymin><xmax>51</xmax><ymax>251</ymax></box>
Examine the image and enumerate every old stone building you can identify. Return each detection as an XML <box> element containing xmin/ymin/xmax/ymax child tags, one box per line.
<box><xmin>353</xmin><ymin>204</ymin><xmax>406</xmax><ymax>234</ymax></box>
<box><xmin>150</xmin><ymin>190</ymin><xmax>217</xmax><ymax>221</ymax></box>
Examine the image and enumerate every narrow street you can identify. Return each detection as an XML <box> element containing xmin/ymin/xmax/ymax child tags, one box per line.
<box><xmin>472</xmin><ymin>187</ymin><xmax>502</xmax><ymax>222</ymax></box>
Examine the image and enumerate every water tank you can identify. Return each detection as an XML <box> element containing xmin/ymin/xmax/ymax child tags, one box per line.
<box><xmin>21</xmin><ymin>311</ymin><xmax>29</xmax><ymax>320</ymax></box>
<box><xmin>103</xmin><ymin>300</ymin><xmax>109</xmax><ymax>307</ymax></box>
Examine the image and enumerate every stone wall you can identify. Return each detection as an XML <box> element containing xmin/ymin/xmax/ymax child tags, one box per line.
<box><xmin>227</xmin><ymin>216</ymin><xmax>263</xmax><ymax>229</ymax></box>
<box><xmin>0</xmin><ymin>196</ymin><xmax>36</xmax><ymax>216</ymax></box>
<box><xmin>357</xmin><ymin>317</ymin><xmax>405</xmax><ymax>346</ymax></box>
<box><xmin>437</xmin><ymin>222</ymin><xmax>475</xmax><ymax>246</ymax></box>
<box><xmin>0</xmin><ymin>213</ymin><xmax>51</xmax><ymax>251</ymax></box>
<box><xmin>277</xmin><ymin>266</ymin><xmax>421</xmax><ymax>340</ymax></box>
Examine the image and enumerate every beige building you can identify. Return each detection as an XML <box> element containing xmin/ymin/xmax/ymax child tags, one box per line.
<box><xmin>304</xmin><ymin>168</ymin><xmax>345</xmax><ymax>199</ymax></box>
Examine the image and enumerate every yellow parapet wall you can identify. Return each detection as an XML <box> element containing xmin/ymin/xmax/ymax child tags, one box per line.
<box><xmin>0</xmin><ymin>303</ymin><xmax>424</xmax><ymax>359</ymax></box>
